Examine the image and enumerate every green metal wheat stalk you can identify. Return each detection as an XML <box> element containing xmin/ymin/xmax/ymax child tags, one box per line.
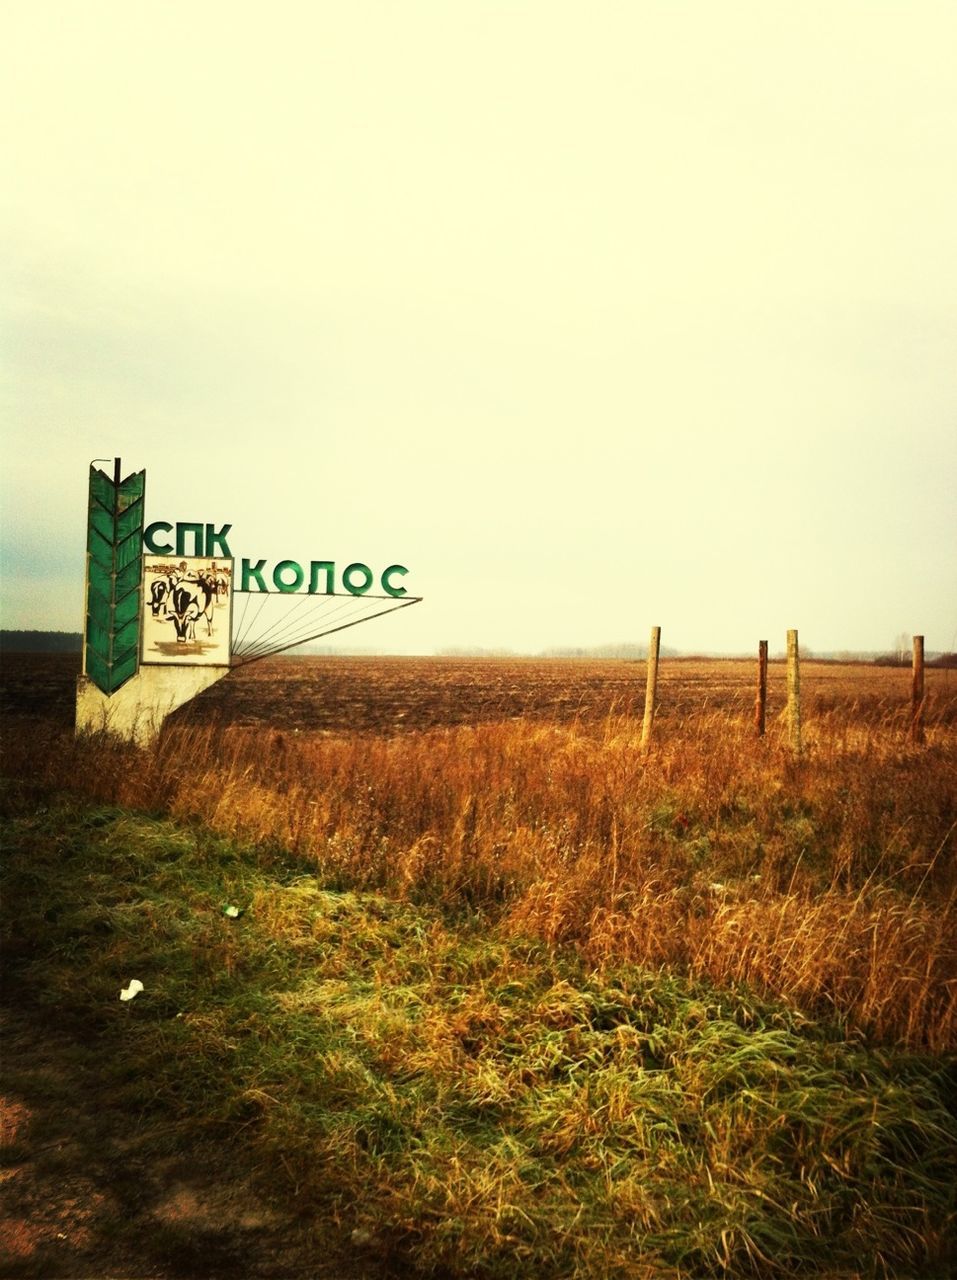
<box><xmin>84</xmin><ymin>461</ymin><xmax>145</xmax><ymax>694</ymax></box>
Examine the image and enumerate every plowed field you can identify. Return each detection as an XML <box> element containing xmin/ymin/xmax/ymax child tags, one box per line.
<box><xmin>3</xmin><ymin>651</ymin><xmax>953</xmax><ymax>735</ymax></box>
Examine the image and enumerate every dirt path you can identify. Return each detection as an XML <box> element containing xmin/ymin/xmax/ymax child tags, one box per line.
<box><xmin>0</xmin><ymin>1002</ymin><xmax>406</xmax><ymax>1279</ymax></box>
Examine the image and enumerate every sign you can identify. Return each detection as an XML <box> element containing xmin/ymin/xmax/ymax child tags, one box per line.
<box><xmin>141</xmin><ymin>556</ymin><xmax>233</xmax><ymax>666</ymax></box>
<box><xmin>78</xmin><ymin>459</ymin><xmax>422</xmax><ymax>744</ymax></box>
<box><xmin>84</xmin><ymin>464</ymin><xmax>145</xmax><ymax>693</ymax></box>
<box><xmin>144</xmin><ymin>521</ymin><xmax>409</xmax><ymax>598</ymax></box>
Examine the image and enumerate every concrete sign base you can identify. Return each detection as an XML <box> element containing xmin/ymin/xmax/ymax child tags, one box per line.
<box><xmin>76</xmin><ymin>666</ymin><xmax>229</xmax><ymax>747</ymax></box>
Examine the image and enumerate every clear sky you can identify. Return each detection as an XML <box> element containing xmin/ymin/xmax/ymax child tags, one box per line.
<box><xmin>3</xmin><ymin>2</ymin><xmax>956</xmax><ymax>655</ymax></box>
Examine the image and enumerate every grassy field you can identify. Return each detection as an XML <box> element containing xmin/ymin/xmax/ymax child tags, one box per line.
<box><xmin>2</xmin><ymin>654</ymin><xmax>956</xmax><ymax>1276</ymax></box>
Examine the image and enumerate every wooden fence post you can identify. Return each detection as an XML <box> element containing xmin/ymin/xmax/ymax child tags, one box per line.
<box><xmin>640</xmin><ymin>626</ymin><xmax>661</xmax><ymax>753</ymax></box>
<box><xmin>755</xmin><ymin>640</ymin><xmax>768</xmax><ymax>736</ymax></box>
<box><xmin>912</xmin><ymin>635</ymin><xmax>925</xmax><ymax>744</ymax></box>
<box><xmin>786</xmin><ymin>629</ymin><xmax>801</xmax><ymax>757</ymax></box>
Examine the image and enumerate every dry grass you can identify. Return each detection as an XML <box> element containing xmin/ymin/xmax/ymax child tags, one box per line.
<box><xmin>3</xmin><ymin>797</ymin><xmax>955</xmax><ymax>1278</ymax></box>
<box><xmin>5</xmin><ymin>657</ymin><xmax>955</xmax><ymax>1054</ymax></box>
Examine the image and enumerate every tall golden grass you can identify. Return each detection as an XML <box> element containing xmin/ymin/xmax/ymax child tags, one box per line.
<box><xmin>8</xmin><ymin>689</ymin><xmax>955</xmax><ymax>1054</ymax></box>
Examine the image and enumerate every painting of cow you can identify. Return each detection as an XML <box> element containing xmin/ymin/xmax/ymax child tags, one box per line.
<box><xmin>166</xmin><ymin>576</ymin><xmax>216</xmax><ymax>643</ymax></box>
<box><xmin>149</xmin><ymin>577</ymin><xmax>171</xmax><ymax>616</ymax></box>
<box><xmin>141</xmin><ymin>554</ymin><xmax>232</xmax><ymax>665</ymax></box>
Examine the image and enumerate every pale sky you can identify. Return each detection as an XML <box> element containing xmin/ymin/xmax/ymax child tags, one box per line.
<box><xmin>3</xmin><ymin>2</ymin><xmax>956</xmax><ymax>655</ymax></box>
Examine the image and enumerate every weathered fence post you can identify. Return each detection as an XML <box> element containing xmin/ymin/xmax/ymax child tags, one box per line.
<box><xmin>755</xmin><ymin>639</ymin><xmax>768</xmax><ymax>736</ymax></box>
<box><xmin>912</xmin><ymin>635</ymin><xmax>925</xmax><ymax>744</ymax></box>
<box><xmin>786</xmin><ymin>629</ymin><xmax>801</xmax><ymax>758</ymax></box>
<box><xmin>640</xmin><ymin>626</ymin><xmax>661</xmax><ymax>753</ymax></box>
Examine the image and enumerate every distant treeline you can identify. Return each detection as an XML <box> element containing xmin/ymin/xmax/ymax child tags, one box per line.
<box><xmin>3</xmin><ymin>631</ymin><xmax>954</xmax><ymax>667</ymax></box>
<box><xmin>440</xmin><ymin>644</ymin><xmax>957</xmax><ymax>665</ymax></box>
<box><xmin>540</xmin><ymin>644</ymin><xmax>681</xmax><ymax>660</ymax></box>
<box><xmin>1</xmin><ymin>631</ymin><xmax>83</xmax><ymax>653</ymax></box>
<box><xmin>873</xmin><ymin>651</ymin><xmax>957</xmax><ymax>668</ymax></box>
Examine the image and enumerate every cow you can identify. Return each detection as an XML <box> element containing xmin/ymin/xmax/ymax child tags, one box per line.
<box><xmin>166</xmin><ymin>577</ymin><xmax>215</xmax><ymax>643</ymax></box>
<box><xmin>149</xmin><ymin>577</ymin><xmax>171</xmax><ymax>617</ymax></box>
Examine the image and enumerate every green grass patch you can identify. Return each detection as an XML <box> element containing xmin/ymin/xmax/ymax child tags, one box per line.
<box><xmin>3</xmin><ymin>790</ymin><xmax>955</xmax><ymax>1278</ymax></box>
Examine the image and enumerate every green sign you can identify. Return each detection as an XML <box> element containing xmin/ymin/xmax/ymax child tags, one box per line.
<box><xmin>84</xmin><ymin>464</ymin><xmax>146</xmax><ymax>694</ymax></box>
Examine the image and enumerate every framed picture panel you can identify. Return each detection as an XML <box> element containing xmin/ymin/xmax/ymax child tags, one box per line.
<box><xmin>141</xmin><ymin>556</ymin><xmax>233</xmax><ymax>666</ymax></box>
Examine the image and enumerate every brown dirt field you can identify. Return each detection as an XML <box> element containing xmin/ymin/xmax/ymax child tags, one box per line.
<box><xmin>3</xmin><ymin>651</ymin><xmax>953</xmax><ymax>736</ymax></box>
